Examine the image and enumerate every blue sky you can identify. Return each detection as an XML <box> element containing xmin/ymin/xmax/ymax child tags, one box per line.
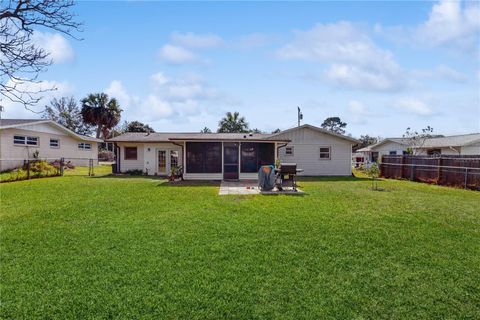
<box><xmin>4</xmin><ymin>0</ymin><xmax>480</xmax><ymax>137</ymax></box>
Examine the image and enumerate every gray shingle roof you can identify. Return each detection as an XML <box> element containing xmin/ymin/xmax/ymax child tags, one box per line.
<box><xmin>357</xmin><ymin>133</ymin><xmax>480</xmax><ymax>152</ymax></box>
<box><xmin>419</xmin><ymin>133</ymin><xmax>480</xmax><ymax>148</ymax></box>
<box><xmin>0</xmin><ymin>118</ymin><xmax>101</xmax><ymax>142</ymax></box>
<box><xmin>108</xmin><ymin>132</ymin><xmax>290</xmax><ymax>142</ymax></box>
<box><xmin>0</xmin><ymin>119</ymin><xmax>46</xmax><ymax>127</ymax></box>
<box><xmin>357</xmin><ymin>138</ymin><xmax>410</xmax><ymax>152</ymax></box>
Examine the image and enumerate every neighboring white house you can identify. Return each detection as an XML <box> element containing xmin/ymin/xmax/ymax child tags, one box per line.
<box><xmin>0</xmin><ymin>119</ymin><xmax>101</xmax><ymax>171</ymax></box>
<box><xmin>357</xmin><ymin>133</ymin><xmax>480</xmax><ymax>164</ymax></box>
<box><xmin>271</xmin><ymin>124</ymin><xmax>359</xmax><ymax>176</ymax></box>
<box><xmin>108</xmin><ymin>124</ymin><xmax>359</xmax><ymax>179</ymax></box>
<box><xmin>357</xmin><ymin>138</ymin><xmax>410</xmax><ymax>163</ymax></box>
<box><xmin>414</xmin><ymin>133</ymin><xmax>480</xmax><ymax>155</ymax></box>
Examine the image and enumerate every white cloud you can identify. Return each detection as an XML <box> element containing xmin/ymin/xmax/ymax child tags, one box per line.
<box><xmin>235</xmin><ymin>33</ymin><xmax>270</xmax><ymax>49</ymax></box>
<box><xmin>396</xmin><ymin>97</ymin><xmax>435</xmax><ymax>116</ymax></box>
<box><xmin>277</xmin><ymin>22</ymin><xmax>406</xmax><ymax>92</ymax></box>
<box><xmin>1</xmin><ymin>79</ymin><xmax>73</xmax><ymax>118</ymax></box>
<box><xmin>158</xmin><ymin>44</ymin><xmax>199</xmax><ymax>64</ymax></box>
<box><xmin>142</xmin><ymin>95</ymin><xmax>173</xmax><ymax>118</ymax></box>
<box><xmin>412</xmin><ymin>64</ymin><xmax>468</xmax><ymax>83</ymax></box>
<box><xmin>103</xmin><ymin>72</ymin><xmax>234</xmax><ymax>124</ymax></box>
<box><xmin>105</xmin><ymin>80</ymin><xmax>133</xmax><ymax>108</ymax></box>
<box><xmin>150</xmin><ymin>72</ymin><xmax>169</xmax><ymax>87</ymax></box>
<box><xmin>32</xmin><ymin>32</ymin><xmax>74</xmax><ymax>63</ymax></box>
<box><xmin>170</xmin><ymin>32</ymin><xmax>224</xmax><ymax>48</ymax></box>
<box><xmin>435</xmin><ymin>65</ymin><xmax>469</xmax><ymax>82</ymax></box>
<box><xmin>415</xmin><ymin>0</ymin><xmax>480</xmax><ymax>52</ymax></box>
<box><xmin>325</xmin><ymin>64</ymin><xmax>404</xmax><ymax>92</ymax></box>
<box><xmin>348</xmin><ymin>100</ymin><xmax>370</xmax><ymax>124</ymax></box>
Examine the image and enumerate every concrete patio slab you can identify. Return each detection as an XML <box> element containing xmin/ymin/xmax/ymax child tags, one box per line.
<box><xmin>218</xmin><ymin>180</ymin><xmax>304</xmax><ymax>195</ymax></box>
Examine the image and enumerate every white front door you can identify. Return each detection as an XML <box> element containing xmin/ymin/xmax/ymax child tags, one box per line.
<box><xmin>157</xmin><ymin>150</ymin><xmax>167</xmax><ymax>175</ymax></box>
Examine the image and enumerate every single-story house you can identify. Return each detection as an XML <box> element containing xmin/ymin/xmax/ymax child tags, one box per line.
<box><xmin>357</xmin><ymin>138</ymin><xmax>410</xmax><ymax>163</ymax></box>
<box><xmin>414</xmin><ymin>133</ymin><xmax>480</xmax><ymax>155</ymax></box>
<box><xmin>357</xmin><ymin>133</ymin><xmax>480</xmax><ymax>163</ymax></box>
<box><xmin>271</xmin><ymin>124</ymin><xmax>359</xmax><ymax>176</ymax></box>
<box><xmin>108</xmin><ymin>124</ymin><xmax>359</xmax><ymax>179</ymax></box>
<box><xmin>0</xmin><ymin>119</ymin><xmax>101</xmax><ymax>171</ymax></box>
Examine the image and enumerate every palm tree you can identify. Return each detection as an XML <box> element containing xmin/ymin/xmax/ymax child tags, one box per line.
<box><xmin>217</xmin><ymin>111</ymin><xmax>249</xmax><ymax>133</ymax></box>
<box><xmin>81</xmin><ymin>93</ymin><xmax>122</xmax><ymax>139</ymax></box>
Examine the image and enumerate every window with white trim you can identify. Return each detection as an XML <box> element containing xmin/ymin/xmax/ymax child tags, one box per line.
<box><xmin>78</xmin><ymin>142</ymin><xmax>92</xmax><ymax>150</ymax></box>
<box><xmin>319</xmin><ymin>146</ymin><xmax>331</xmax><ymax>160</ymax></box>
<box><xmin>50</xmin><ymin>139</ymin><xmax>60</xmax><ymax>148</ymax></box>
<box><xmin>389</xmin><ymin>151</ymin><xmax>397</xmax><ymax>155</ymax></box>
<box><xmin>285</xmin><ymin>146</ymin><xmax>294</xmax><ymax>156</ymax></box>
<box><xmin>13</xmin><ymin>135</ymin><xmax>38</xmax><ymax>146</ymax></box>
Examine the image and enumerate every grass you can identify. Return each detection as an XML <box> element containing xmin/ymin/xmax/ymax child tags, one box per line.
<box><xmin>0</xmin><ymin>164</ymin><xmax>112</xmax><ymax>182</ymax></box>
<box><xmin>0</xmin><ymin>172</ymin><xmax>479</xmax><ymax>319</ymax></box>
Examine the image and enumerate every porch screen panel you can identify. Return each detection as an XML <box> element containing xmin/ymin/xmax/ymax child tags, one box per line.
<box><xmin>241</xmin><ymin>143</ymin><xmax>257</xmax><ymax>173</ymax></box>
<box><xmin>258</xmin><ymin>143</ymin><xmax>274</xmax><ymax>167</ymax></box>
<box><xmin>186</xmin><ymin>142</ymin><xmax>222</xmax><ymax>173</ymax></box>
<box><xmin>241</xmin><ymin>143</ymin><xmax>275</xmax><ymax>173</ymax></box>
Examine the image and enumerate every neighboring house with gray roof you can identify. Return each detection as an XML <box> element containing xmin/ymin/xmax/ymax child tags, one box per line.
<box><xmin>357</xmin><ymin>133</ymin><xmax>480</xmax><ymax>164</ymax></box>
<box><xmin>0</xmin><ymin>119</ymin><xmax>101</xmax><ymax>171</ymax></box>
<box><xmin>357</xmin><ymin>138</ymin><xmax>410</xmax><ymax>163</ymax></box>
<box><xmin>108</xmin><ymin>124</ymin><xmax>359</xmax><ymax>179</ymax></box>
<box><xmin>413</xmin><ymin>133</ymin><xmax>480</xmax><ymax>155</ymax></box>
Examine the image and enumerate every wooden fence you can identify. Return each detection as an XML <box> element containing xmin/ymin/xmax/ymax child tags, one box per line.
<box><xmin>380</xmin><ymin>155</ymin><xmax>480</xmax><ymax>190</ymax></box>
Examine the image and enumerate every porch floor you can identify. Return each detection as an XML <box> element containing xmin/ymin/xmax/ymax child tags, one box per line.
<box><xmin>218</xmin><ymin>180</ymin><xmax>304</xmax><ymax>195</ymax></box>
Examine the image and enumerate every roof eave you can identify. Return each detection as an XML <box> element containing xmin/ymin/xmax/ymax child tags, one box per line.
<box><xmin>168</xmin><ymin>138</ymin><xmax>291</xmax><ymax>143</ymax></box>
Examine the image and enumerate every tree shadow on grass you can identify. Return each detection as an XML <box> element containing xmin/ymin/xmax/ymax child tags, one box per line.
<box><xmin>298</xmin><ymin>176</ymin><xmax>372</xmax><ymax>182</ymax></box>
<box><xmin>156</xmin><ymin>180</ymin><xmax>221</xmax><ymax>187</ymax></box>
<box><xmin>91</xmin><ymin>174</ymin><xmax>167</xmax><ymax>181</ymax></box>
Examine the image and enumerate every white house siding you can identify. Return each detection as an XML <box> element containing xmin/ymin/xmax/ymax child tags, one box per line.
<box><xmin>374</xmin><ymin>141</ymin><xmax>407</xmax><ymax>158</ymax></box>
<box><xmin>462</xmin><ymin>143</ymin><xmax>480</xmax><ymax>155</ymax></box>
<box><xmin>0</xmin><ymin>127</ymin><xmax>98</xmax><ymax>171</ymax></box>
<box><xmin>143</xmin><ymin>142</ymin><xmax>183</xmax><ymax>175</ymax></box>
<box><xmin>274</xmin><ymin>127</ymin><xmax>353</xmax><ymax>176</ymax></box>
<box><xmin>116</xmin><ymin>142</ymin><xmax>145</xmax><ymax>173</ymax></box>
<box><xmin>416</xmin><ymin>145</ymin><xmax>480</xmax><ymax>156</ymax></box>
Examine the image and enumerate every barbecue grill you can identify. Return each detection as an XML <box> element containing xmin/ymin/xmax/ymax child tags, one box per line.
<box><xmin>276</xmin><ymin>163</ymin><xmax>302</xmax><ymax>191</ymax></box>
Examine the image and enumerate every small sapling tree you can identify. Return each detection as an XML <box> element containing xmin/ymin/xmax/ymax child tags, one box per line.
<box><xmin>366</xmin><ymin>163</ymin><xmax>380</xmax><ymax>190</ymax></box>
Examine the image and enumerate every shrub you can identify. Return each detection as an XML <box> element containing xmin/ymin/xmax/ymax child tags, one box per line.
<box><xmin>366</xmin><ymin>163</ymin><xmax>380</xmax><ymax>190</ymax></box>
<box><xmin>26</xmin><ymin>160</ymin><xmax>59</xmax><ymax>177</ymax></box>
<box><xmin>125</xmin><ymin>169</ymin><xmax>143</xmax><ymax>175</ymax></box>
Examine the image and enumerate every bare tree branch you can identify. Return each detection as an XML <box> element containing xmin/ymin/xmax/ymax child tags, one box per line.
<box><xmin>0</xmin><ymin>0</ymin><xmax>81</xmax><ymax>109</ymax></box>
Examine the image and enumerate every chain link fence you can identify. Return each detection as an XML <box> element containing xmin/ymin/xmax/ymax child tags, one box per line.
<box><xmin>0</xmin><ymin>157</ymin><xmax>102</xmax><ymax>183</ymax></box>
<box><xmin>381</xmin><ymin>155</ymin><xmax>480</xmax><ymax>190</ymax></box>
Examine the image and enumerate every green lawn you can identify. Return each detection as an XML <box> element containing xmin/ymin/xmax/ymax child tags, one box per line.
<box><xmin>1</xmin><ymin>172</ymin><xmax>479</xmax><ymax>319</ymax></box>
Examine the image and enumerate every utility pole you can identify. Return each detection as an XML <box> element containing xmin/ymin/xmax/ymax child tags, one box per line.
<box><xmin>297</xmin><ymin>106</ymin><xmax>303</xmax><ymax>127</ymax></box>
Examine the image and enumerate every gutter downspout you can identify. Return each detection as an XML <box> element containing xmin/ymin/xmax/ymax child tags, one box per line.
<box><xmin>448</xmin><ymin>146</ymin><xmax>460</xmax><ymax>155</ymax></box>
<box><xmin>276</xmin><ymin>142</ymin><xmax>288</xmax><ymax>164</ymax></box>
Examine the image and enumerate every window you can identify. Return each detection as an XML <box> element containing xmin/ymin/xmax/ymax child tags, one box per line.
<box><xmin>427</xmin><ymin>149</ymin><xmax>441</xmax><ymax>156</ymax></box>
<box><xmin>319</xmin><ymin>146</ymin><xmax>331</xmax><ymax>160</ymax></box>
<box><xmin>285</xmin><ymin>146</ymin><xmax>294</xmax><ymax>156</ymax></box>
<box><xmin>170</xmin><ymin>150</ymin><xmax>179</xmax><ymax>168</ymax></box>
<box><xmin>78</xmin><ymin>142</ymin><xmax>92</xmax><ymax>150</ymax></box>
<box><xmin>186</xmin><ymin>142</ymin><xmax>222</xmax><ymax>173</ymax></box>
<box><xmin>50</xmin><ymin>139</ymin><xmax>60</xmax><ymax>148</ymax></box>
<box><xmin>240</xmin><ymin>143</ymin><xmax>275</xmax><ymax>173</ymax></box>
<box><xmin>124</xmin><ymin>147</ymin><xmax>138</xmax><ymax>160</ymax></box>
<box><xmin>389</xmin><ymin>151</ymin><xmax>397</xmax><ymax>155</ymax></box>
<box><xmin>13</xmin><ymin>135</ymin><xmax>38</xmax><ymax>146</ymax></box>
